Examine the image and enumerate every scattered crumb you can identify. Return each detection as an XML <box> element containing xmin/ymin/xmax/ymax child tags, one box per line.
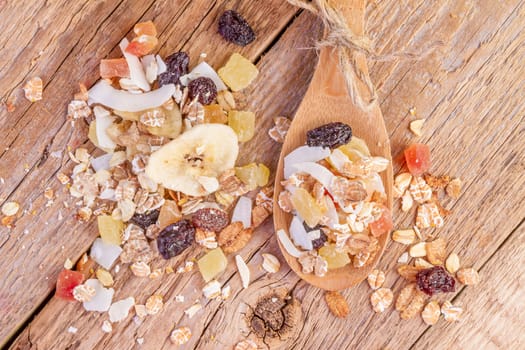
<box><xmin>67</xmin><ymin>326</ymin><xmax>78</xmax><ymax>334</ymax></box>
<box><xmin>409</xmin><ymin>119</ymin><xmax>425</xmax><ymax>136</ymax></box>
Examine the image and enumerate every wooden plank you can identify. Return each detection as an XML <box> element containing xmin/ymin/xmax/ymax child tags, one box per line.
<box><xmin>0</xmin><ymin>0</ymin><xmax>298</xmax><ymax>346</ymax></box>
<box><xmin>5</xmin><ymin>0</ymin><xmax>525</xmax><ymax>349</ymax></box>
<box><xmin>413</xmin><ymin>221</ymin><xmax>525</xmax><ymax>349</ymax></box>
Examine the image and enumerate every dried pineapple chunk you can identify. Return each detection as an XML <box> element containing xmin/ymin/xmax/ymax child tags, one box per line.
<box><xmin>197</xmin><ymin>248</ymin><xmax>227</xmax><ymax>282</ymax></box>
<box><xmin>218</xmin><ymin>53</ymin><xmax>259</xmax><ymax>91</ymax></box>
<box><xmin>228</xmin><ymin>110</ymin><xmax>255</xmax><ymax>142</ymax></box>
<box><xmin>319</xmin><ymin>245</ymin><xmax>351</xmax><ymax>269</ymax></box>
<box><xmin>98</xmin><ymin>215</ymin><xmax>125</xmax><ymax>245</ymax></box>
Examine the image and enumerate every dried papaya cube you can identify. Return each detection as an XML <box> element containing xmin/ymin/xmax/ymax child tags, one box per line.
<box><xmin>134</xmin><ymin>21</ymin><xmax>157</xmax><ymax>37</ymax></box>
<box><xmin>100</xmin><ymin>58</ymin><xmax>130</xmax><ymax>79</ymax></box>
<box><xmin>126</xmin><ymin>35</ymin><xmax>158</xmax><ymax>56</ymax></box>
<box><xmin>203</xmin><ymin>104</ymin><xmax>228</xmax><ymax>124</ymax></box>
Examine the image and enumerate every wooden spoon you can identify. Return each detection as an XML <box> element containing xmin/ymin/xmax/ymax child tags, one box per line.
<box><xmin>273</xmin><ymin>0</ymin><xmax>393</xmax><ymax>291</ymax></box>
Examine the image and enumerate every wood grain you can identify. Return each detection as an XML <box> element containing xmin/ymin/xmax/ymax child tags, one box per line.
<box><xmin>2</xmin><ymin>0</ymin><xmax>525</xmax><ymax>349</ymax></box>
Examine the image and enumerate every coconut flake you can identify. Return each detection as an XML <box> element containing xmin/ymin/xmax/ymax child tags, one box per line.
<box><xmin>277</xmin><ymin>229</ymin><xmax>303</xmax><ymax>258</ymax></box>
<box><xmin>141</xmin><ymin>55</ymin><xmax>158</xmax><ymax>84</ymax></box>
<box><xmin>88</xmin><ymin>80</ymin><xmax>175</xmax><ymax>112</ymax></box>
<box><xmin>156</xmin><ymin>55</ymin><xmax>167</xmax><ymax>74</ymax></box>
<box><xmin>231</xmin><ymin>196</ymin><xmax>252</xmax><ymax>229</ymax></box>
<box><xmin>108</xmin><ymin>297</ymin><xmax>135</xmax><ymax>323</ymax></box>
<box><xmin>284</xmin><ymin>146</ymin><xmax>330</xmax><ymax>178</ymax></box>
<box><xmin>289</xmin><ymin>216</ymin><xmax>313</xmax><ymax>250</ymax></box>
<box><xmin>292</xmin><ymin>162</ymin><xmax>335</xmax><ymax>190</ymax></box>
<box><xmin>119</xmin><ymin>38</ymin><xmax>150</xmax><ymax>91</ymax></box>
<box><xmin>94</xmin><ymin>106</ymin><xmax>116</xmax><ymax>150</ymax></box>
<box><xmin>91</xmin><ymin>153</ymin><xmax>112</xmax><ymax>172</ymax></box>
<box><xmin>328</xmin><ymin>149</ymin><xmax>349</xmax><ymax>172</ymax></box>
<box><xmin>235</xmin><ymin>255</ymin><xmax>250</xmax><ymax>289</ymax></box>
<box><xmin>90</xmin><ymin>238</ymin><xmax>122</xmax><ymax>269</ymax></box>
<box><xmin>197</xmin><ymin>176</ymin><xmax>219</xmax><ymax>194</ymax></box>
<box><xmin>179</xmin><ymin>62</ymin><xmax>227</xmax><ymax>90</ymax></box>
<box><xmin>82</xmin><ymin>279</ymin><xmax>114</xmax><ymax>312</ymax></box>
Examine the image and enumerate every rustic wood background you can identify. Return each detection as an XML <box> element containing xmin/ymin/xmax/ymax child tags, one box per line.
<box><xmin>1</xmin><ymin>0</ymin><xmax>524</xmax><ymax>349</ymax></box>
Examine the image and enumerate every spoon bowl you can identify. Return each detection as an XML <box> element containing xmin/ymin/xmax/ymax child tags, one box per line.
<box><xmin>273</xmin><ymin>0</ymin><xmax>393</xmax><ymax>291</ymax></box>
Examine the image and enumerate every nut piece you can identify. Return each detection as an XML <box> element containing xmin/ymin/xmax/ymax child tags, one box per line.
<box><xmin>216</xmin><ymin>90</ymin><xmax>236</xmax><ymax>111</ymax></box>
<box><xmin>409</xmin><ymin>119</ymin><xmax>425</xmax><ymax>136</ymax></box>
<box><xmin>397</xmin><ymin>252</ymin><xmax>410</xmax><ymax>264</ymax></box>
<box><xmin>445</xmin><ymin>253</ymin><xmax>461</xmax><ymax>274</ymax></box>
<box><xmin>367</xmin><ymin>269</ymin><xmax>386</xmax><ymax>290</ymax></box>
<box><xmin>235</xmin><ymin>339</ymin><xmax>258</xmax><ymax>350</ymax></box>
<box><xmin>446</xmin><ymin>178</ymin><xmax>462</xmax><ymax>199</ymax></box>
<box><xmin>422</xmin><ymin>300</ymin><xmax>441</xmax><ymax>325</ymax></box>
<box><xmin>96</xmin><ymin>268</ymin><xmax>114</xmax><ymax>287</ymax></box>
<box><xmin>135</xmin><ymin>304</ymin><xmax>148</xmax><ymax>318</ymax></box>
<box><xmin>195</xmin><ymin>228</ymin><xmax>218</xmax><ymax>249</ymax></box>
<box><xmin>456</xmin><ymin>267</ymin><xmax>480</xmax><ymax>285</ymax></box>
<box><xmin>414</xmin><ymin>258</ymin><xmax>434</xmax><ymax>269</ymax></box>
<box><xmin>394</xmin><ymin>173</ymin><xmax>412</xmax><ymax>198</ymax></box>
<box><xmin>202</xmin><ymin>280</ymin><xmax>222</xmax><ymax>299</ymax></box>
<box><xmin>1</xmin><ymin>202</ymin><xmax>20</xmax><ymax>216</ymax></box>
<box><xmin>145</xmin><ymin>294</ymin><xmax>163</xmax><ymax>315</ymax></box>
<box><xmin>261</xmin><ymin>253</ymin><xmax>280</xmax><ymax>273</ymax></box>
<box><xmin>370</xmin><ymin>288</ymin><xmax>393</xmax><ymax>313</ymax></box>
<box><xmin>441</xmin><ymin>301</ymin><xmax>463</xmax><ymax>322</ymax></box>
<box><xmin>409</xmin><ymin>177</ymin><xmax>432</xmax><ymax>203</ymax></box>
<box><xmin>397</xmin><ymin>265</ymin><xmax>424</xmax><ymax>282</ymax></box>
<box><xmin>425</xmin><ymin>238</ymin><xmax>446</xmax><ymax>265</ymax></box>
<box><xmin>130</xmin><ymin>261</ymin><xmax>151</xmax><ymax>277</ymax></box>
<box><xmin>170</xmin><ymin>326</ymin><xmax>192</xmax><ymax>345</ymax></box>
<box><xmin>73</xmin><ymin>284</ymin><xmax>96</xmax><ymax>302</ymax></box>
<box><xmin>325</xmin><ymin>291</ymin><xmax>349</xmax><ymax>318</ymax></box>
<box><xmin>396</xmin><ymin>283</ymin><xmax>427</xmax><ymax>320</ymax></box>
<box><xmin>409</xmin><ymin>242</ymin><xmax>427</xmax><ymax>258</ymax></box>
<box><xmin>217</xmin><ymin>222</ymin><xmax>253</xmax><ymax>254</ymax></box>
<box><xmin>392</xmin><ymin>229</ymin><xmax>417</xmax><ymax>245</ymax></box>
<box><xmin>401</xmin><ymin>191</ymin><xmax>414</xmax><ymax>212</ymax></box>
<box><xmin>235</xmin><ymin>255</ymin><xmax>251</xmax><ymax>289</ymax></box>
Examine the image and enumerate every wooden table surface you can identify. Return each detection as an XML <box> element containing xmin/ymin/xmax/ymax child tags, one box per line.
<box><xmin>1</xmin><ymin>0</ymin><xmax>524</xmax><ymax>349</ymax></box>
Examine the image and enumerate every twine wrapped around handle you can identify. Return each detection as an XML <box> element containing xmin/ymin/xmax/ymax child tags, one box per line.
<box><xmin>288</xmin><ymin>0</ymin><xmax>442</xmax><ymax>113</ymax></box>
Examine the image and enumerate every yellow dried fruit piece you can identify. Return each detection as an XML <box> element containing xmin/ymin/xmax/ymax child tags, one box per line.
<box><xmin>145</xmin><ymin>106</ymin><xmax>182</xmax><ymax>139</ymax></box>
<box><xmin>338</xmin><ymin>136</ymin><xmax>371</xmax><ymax>161</ymax></box>
<box><xmin>113</xmin><ymin>109</ymin><xmax>140</xmax><ymax>121</ymax></box>
<box><xmin>98</xmin><ymin>215</ymin><xmax>124</xmax><ymax>245</ymax></box>
<box><xmin>319</xmin><ymin>245</ymin><xmax>351</xmax><ymax>269</ymax></box>
<box><xmin>235</xmin><ymin>163</ymin><xmax>269</xmax><ymax>190</ymax></box>
<box><xmin>228</xmin><ymin>110</ymin><xmax>255</xmax><ymax>142</ymax></box>
<box><xmin>96</xmin><ymin>268</ymin><xmax>114</xmax><ymax>287</ymax></box>
<box><xmin>290</xmin><ymin>187</ymin><xmax>324</xmax><ymax>228</ymax></box>
<box><xmin>218</xmin><ymin>53</ymin><xmax>259</xmax><ymax>91</ymax></box>
<box><xmin>203</xmin><ymin>104</ymin><xmax>227</xmax><ymax>124</ymax></box>
<box><xmin>197</xmin><ymin>248</ymin><xmax>228</xmax><ymax>282</ymax></box>
<box><xmin>158</xmin><ymin>200</ymin><xmax>182</xmax><ymax>229</ymax></box>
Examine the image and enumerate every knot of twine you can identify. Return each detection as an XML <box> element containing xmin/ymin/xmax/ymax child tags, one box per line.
<box><xmin>288</xmin><ymin>0</ymin><xmax>442</xmax><ymax>113</ymax></box>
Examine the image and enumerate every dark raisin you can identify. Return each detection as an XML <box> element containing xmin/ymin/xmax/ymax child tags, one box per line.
<box><xmin>156</xmin><ymin>219</ymin><xmax>195</xmax><ymax>259</ymax></box>
<box><xmin>130</xmin><ymin>210</ymin><xmax>160</xmax><ymax>230</ymax></box>
<box><xmin>306</xmin><ymin>122</ymin><xmax>352</xmax><ymax>149</ymax></box>
<box><xmin>301</xmin><ymin>223</ymin><xmax>328</xmax><ymax>249</ymax></box>
<box><xmin>158</xmin><ymin>51</ymin><xmax>189</xmax><ymax>86</ymax></box>
<box><xmin>218</xmin><ymin>10</ymin><xmax>256</xmax><ymax>46</ymax></box>
<box><xmin>192</xmin><ymin>208</ymin><xmax>229</xmax><ymax>232</ymax></box>
<box><xmin>416</xmin><ymin>266</ymin><xmax>456</xmax><ymax>296</ymax></box>
<box><xmin>188</xmin><ymin>77</ymin><xmax>217</xmax><ymax>105</ymax></box>
<box><xmin>311</xmin><ymin>229</ymin><xmax>328</xmax><ymax>250</ymax></box>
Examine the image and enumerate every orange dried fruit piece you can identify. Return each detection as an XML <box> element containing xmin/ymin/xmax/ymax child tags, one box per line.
<box><xmin>228</xmin><ymin>110</ymin><xmax>255</xmax><ymax>142</ymax></box>
<box><xmin>203</xmin><ymin>104</ymin><xmax>228</xmax><ymax>124</ymax></box>
<box><xmin>98</xmin><ymin>215</ymin><xmax>124</xmax><ymax>245</ymax></box>
<box><xmin>369</xmin><ymin>206</ymin><xmax>393</xmax><ymax>237</ymax></box>
<box><xmin>100</xmin><ymin>58</ymin><xmax>130</xmax><ymax>79</ymax></box>
<box><xmin>197</xmin><ymin>248</ymin><xmax>228</xmax><ymax>282</ymax></box>
<box><xmin>218</xmin><ymin>53</ymin><xmax>259</xmax><ymax>91</ymax></box>
<box><xmin>126</xmin><ymin>35</ymin><xmax>158</xmax><ymax>56</ymax></box>
<box><xmin>404</xmin><ymin>143</ymin><xmax>431</xmax><ymax>177</ymax></box>
<box><xmin>319</xmin><ymin>244</ymin><xmax>351</xmax><ymax>269</ymax></box>
<box><xmin>134</xmin><ymin>21</ymin><xmax>157</xmax><ymax>37</ymax></box>
<box><xmin>290</xmin><ymin>187</ymin><xmax>324</xmax><ymax>228</ymax></box>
